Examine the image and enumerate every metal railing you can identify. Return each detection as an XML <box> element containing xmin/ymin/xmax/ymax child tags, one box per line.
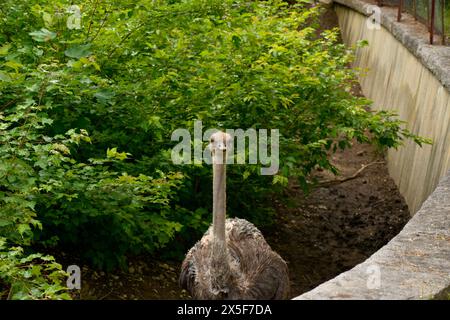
<box><xmin>397</xmin><ymin>0</ymin><xmax>448</xmax><ymax>44</ymax></box>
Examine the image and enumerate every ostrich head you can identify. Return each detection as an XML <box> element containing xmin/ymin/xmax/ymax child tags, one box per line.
<box><xmin>209</xmin><ymin>131</ymin><xmax>232</xmax><ymax>164</ymax></box>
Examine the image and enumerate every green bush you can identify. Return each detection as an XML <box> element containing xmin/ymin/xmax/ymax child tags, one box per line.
<box><xmin>0</xmin><ymin>0</ymin><xmax>430</xmax><ymax>276</ymax></box>
<box><xmin>0</xmin><ymin>238</ymin><xmax>70</xmax><ymax>300</ymax></box>
<box><xmin>0</xmin><ymin>95</ymin><xmax>185</xmax><ymax>269</ymax></box>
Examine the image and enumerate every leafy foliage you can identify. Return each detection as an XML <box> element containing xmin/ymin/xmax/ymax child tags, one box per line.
<box><xmin>0</xmin><ymin>238</ymin><xmax>70</xmax><ymax>299</ymax></box>
<box><xmin>0</xmin><ymin>0</ymin><xmax>430</xmax><ymax>289</ymax></box>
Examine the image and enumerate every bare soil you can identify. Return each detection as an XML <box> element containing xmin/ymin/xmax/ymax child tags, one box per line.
<box><xmin>264</xmin><ymin>142</ymin><xmax>410</xmax><ymax>297</ymax></box>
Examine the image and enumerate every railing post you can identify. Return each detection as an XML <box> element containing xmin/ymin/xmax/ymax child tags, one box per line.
<box><xmin>430</xmin><ymin>0</ymin><xmax>436</xmax><ymax>44</ymax></box>
<box><xmin>414</xmin><ymin>0</ymin><xmax>417</xmax><ymax>20</ymax></box>
<box><xmin>397</xmin><ymin>0</ymin><xmax>403</xmax><ymax>22</ymax></box>
<box><xmin>442</xmin><ymin>0</ymin><xmax>446</xmax><ymax>45</ymax></box>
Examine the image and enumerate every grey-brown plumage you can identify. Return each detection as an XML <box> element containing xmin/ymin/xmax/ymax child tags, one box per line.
<box><xmin>179</xmin><ymin>131</ymin><xmax>290</xmax><ymax>300</ymax></box>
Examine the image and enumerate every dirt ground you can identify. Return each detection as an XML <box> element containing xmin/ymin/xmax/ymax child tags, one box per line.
<box><xmin>264</xmin><ymin>142</ymin><xmax>410</xmax><ymax>297</ymax></box>
<box><xmin>67</xmin><ymin>6</ymin><xmax>410</xmax><ymax>300</ymax></box>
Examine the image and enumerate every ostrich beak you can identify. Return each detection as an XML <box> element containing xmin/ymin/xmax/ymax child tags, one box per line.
<box><xmin>216</xmin><ymin>142</ymin><xmax>227</xmax><ymax>151</ymax></box>
<box><xmin>208</xmin><ymin>143</ymin><xmax>225</xmax><ymax>153</ymax></box>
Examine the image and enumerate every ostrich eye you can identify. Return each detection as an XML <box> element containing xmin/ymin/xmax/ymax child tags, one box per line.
<box><xmin>210</xmin><ymin>137</ymin><xmax>215</xmax><ymax>143</ymax></box>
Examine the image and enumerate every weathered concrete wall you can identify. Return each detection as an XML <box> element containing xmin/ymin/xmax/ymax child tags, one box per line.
<box><xmin>335</xmin><ymin>1</ymin><xmax>450</xmax><ymax>214</ymax></box>
<box><xmin>295</xmin><ymin>170</ymin><xmax>450</xmax><ymax>299</ymax></box>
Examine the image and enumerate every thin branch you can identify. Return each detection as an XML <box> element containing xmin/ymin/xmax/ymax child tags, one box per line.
<box><xmin>293</xmin><ymin>160</ymin><xmax>385</xmax><ymax>189</ymax></box>
<box><xmin>6</xmin><ymin>286</ymin><xmax>12</xmax><ymax>300</ymax></box>
<box><xmin>98</xmin><ymin>288</ymin><xmax>114</xmax><ymax>300</ymax></box>
<box><xmin>0</xmin><ymin>99</ymin><xmax>18</xmax><ymax>111</ymax></box>
<box><xmin>85</xmin><ymin>0</ymin><xmax>101</xmax><ymax>41</ymax></box>
<box><xmin>315</xmin><ymin>161</ymin><xmax>385</xmax><ymax>186</ymax></box>
<box><xmin>106</xmin><ymin>23</ymin><xmax>146</xmax><ymax>59</ymax></box>
<box><xmin>90</xmin><ymin>11</ymin><xmax>110</xmax><ymax>43</ymax></box>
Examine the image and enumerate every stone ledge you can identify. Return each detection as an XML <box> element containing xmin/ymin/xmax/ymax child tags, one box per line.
<box><xmin>332</xmin><ymin>0</ymin><xmax>450</xmax><ymax>91</ymax></box>
<box><xmin>294</xmin><ymin>170</ymin><xmax>450</xmax><ymax>299</ymax></box>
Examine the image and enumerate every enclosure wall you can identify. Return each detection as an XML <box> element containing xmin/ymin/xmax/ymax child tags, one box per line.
<box><xmin>335</xmin><ymin>4</ymin><xmax>450</xmax><ymax>214</ymax></box>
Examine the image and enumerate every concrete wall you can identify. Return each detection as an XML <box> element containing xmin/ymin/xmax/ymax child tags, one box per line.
<box><xmin>335</xmin><ymin>2</ymin><xmax>450</xmax><ymax>214</ymax></box>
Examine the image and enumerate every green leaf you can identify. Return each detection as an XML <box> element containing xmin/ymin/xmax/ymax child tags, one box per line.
<box><xmin>106</xmin><ymin>147</ymin><xmax>129</xmax><ymax>161</ymax></box>
<box><xmin>272</xmin><ymin>175</ymin><xmax>288</xmax><ymax>186</ymax></box>
<box><xmin>357</xmin><ymin>39</ymin><xmax>369</xmax><ymax>48</ymax></box>
<box><xmin>17</xmin><ymin>224</ymin><xmax>31</xmax><ymax>236</ymax></box>
<box><xmin>29</xmin><ymin>28</ymin><xmax>56</xmax><ymax>42</ymax></box>
<box><xmin>4</xmin><ymin>61</ymin><xmax>23</xmax><ymax>72</ymax></box>
<box><xmin>33</xmin><ymin>47</ymin><xmax>44</xmax><ymax>56</ymax></box>
<box><xmin>0</xmin><ymin>71</ymin><xmax>11</xmax><ymax>82</ymax></box>
<box><xmin>94</xmin><ymin>89</ymin><xmax>115</xmax><ymax>104</ymax></box>
<box><xmin>64</xmin><ymin>44</ymin><xmax>92</xmax><ymax>59</ymax></box>
<box><xmin>0</xmin><ymin>44</ymin><xmax>11</xmax><ymax>55</ymax></box>
<box><xmin>232</xmin><ymin>35</ymin><xmax>241</xmax><ymax>48</ymax></box>
<box><xmin>0</xmin><ymin>219</ymin><xmax>12</xmax><ymax>227</ymax></box>
<box><xmin>42</xmin><ymin>12</ymin><xmax>53</xmax><ymax>27</ymax></box>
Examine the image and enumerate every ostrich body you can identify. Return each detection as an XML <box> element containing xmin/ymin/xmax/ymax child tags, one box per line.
<box><xmin>180</xmin><ymin>131</ymin><xmax>290</xmax><ymax>300</ymax></box>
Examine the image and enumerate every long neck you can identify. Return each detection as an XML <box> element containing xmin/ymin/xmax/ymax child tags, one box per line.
<box><xmin>210</xmin><ymin>153</ymin><xmax>231</xmax><ymax>295</ymax></box>
<box><xmin>212</xmin><ymin>161</ymin><xmax>226</xmax><ymax>243</ymax></box>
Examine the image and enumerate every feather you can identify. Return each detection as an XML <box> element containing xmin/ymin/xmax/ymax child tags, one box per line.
<box><xmin>180</xmin><ymin>218</ymin><xmax>290</xmax><ymax>299</ymax></box>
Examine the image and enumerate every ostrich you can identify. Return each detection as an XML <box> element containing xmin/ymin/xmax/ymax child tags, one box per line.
<box><xmin>180</xmin><ymin>131</ymin><xmax>290</xmax><ymax>299</ymax></box>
